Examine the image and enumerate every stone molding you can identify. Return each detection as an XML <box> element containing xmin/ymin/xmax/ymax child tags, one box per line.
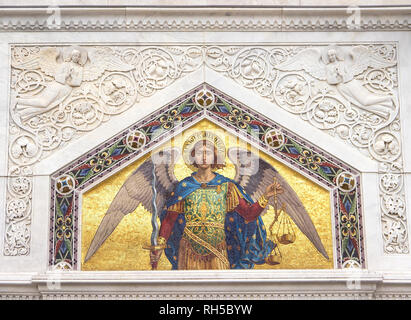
<box><xmin>0</xmin><ymin>7</ymin><xmax>410</xmax><ymax>32</ymax></box>
<box><xmin>1</xmin><ymin>271</ymin><xmax>411</xmax><ymax>300</ymax></box>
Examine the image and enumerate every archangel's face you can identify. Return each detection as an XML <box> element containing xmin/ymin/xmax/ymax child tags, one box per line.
<box><xmin>193</xmin><ymin>143</ymin><xmax>215</xmax><ymax>170</ymax></box>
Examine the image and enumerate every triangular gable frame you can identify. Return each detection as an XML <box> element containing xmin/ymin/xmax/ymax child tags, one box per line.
<box><xmin>49</xmin><ymin>83</ymin><xmax>365</xmax><ymax>270</ymax></box>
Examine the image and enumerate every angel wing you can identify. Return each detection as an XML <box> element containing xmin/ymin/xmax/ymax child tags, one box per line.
<box><xmin>228</xmin><ymin>147</ymin><xmax>329</xmax><ymax>260</ymax></box>
<box><xmin>82</xmin><ymin>47</ymin><xmax>135</xmax><ymax>82</ymax></box>
<box><xmin>12</xmin><ymin>47</ymin><xmax>60</xmax><ymax>77</ymax></box>
<box><xmin>348</xmin><ymin>45</ymin><xmax>397</xmax><ymax>78</ymax></box>
<box><xmin>84</xmin><ymin>147</ymin><xmax>180</xmax><ymax>262</ymax></box>
<box><xmin>274</xmin><ymin>48</ymin><xmax>327</xmax><ymax>81</ymax></box>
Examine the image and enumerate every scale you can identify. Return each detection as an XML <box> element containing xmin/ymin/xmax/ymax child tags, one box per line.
<box><xmin>265</xmin><ymin>178</ymin><xmax>297</xmax><ymax>266</ymax></box>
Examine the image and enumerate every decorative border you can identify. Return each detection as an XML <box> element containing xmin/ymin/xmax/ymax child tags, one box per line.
<box><xmin>0</xmin><ymin>7</ymin><xmax>410</xmax><ymax>32</ymax></box>
<box><xmin>40</xmin><ymin>292</ymin><xmax>376</xmax><ymax>300</ymax></box>
<box><xmin>49</xmin><ymin>84</ymin><xmax>364</xmax><ymax>270</ymax></box>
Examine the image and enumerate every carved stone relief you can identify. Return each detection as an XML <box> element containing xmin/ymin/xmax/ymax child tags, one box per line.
<box><xmin>0</xmin><ymin>8</ymin><xmax>410</xmax><ymax>32</ymax></box>
<box><xmin>5</xmin><ymin>43</ymin><xmax>407</xmax><ymax>256</ymax></box>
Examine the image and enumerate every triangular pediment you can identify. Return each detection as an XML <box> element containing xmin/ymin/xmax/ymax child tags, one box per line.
<box><xmin>49</xmin><ymin>84</ymin><xmax>365</xmax><ymax>271</ymax></box>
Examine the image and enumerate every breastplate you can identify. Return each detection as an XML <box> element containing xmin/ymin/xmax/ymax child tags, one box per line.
<box><xmin>183</xmin><ymin>182</ymin><xmax>227</xmax><ymax>255</ymax></box>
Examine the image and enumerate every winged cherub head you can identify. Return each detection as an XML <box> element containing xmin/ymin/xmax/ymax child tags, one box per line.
<box><xmin>327</xmin><ymin>49</ymin><xmax>337</xmax><ymax>63</ymax></box>
<box><xmin>322</xmin><ymin>46</ymin><xmax>345</xmax><ymax>65</ymax></box>
<box><xmin>70</xmin><ymin>49</ymin><xmax>81</xmax><ymax>63</ymax></box>
<box><xmin>62</xmin><ymin>46</ymin><xmax>88</xmax><ymax>66</ymax></box>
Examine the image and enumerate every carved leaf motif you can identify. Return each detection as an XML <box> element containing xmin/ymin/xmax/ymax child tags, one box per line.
<box><xmin>166</xmin><ymin>47</ymin><xmax>185</xmax><ymax>55</ymax></box>
<box><xmin>224</xmin><ymin>47</ymin><xmax>242</xmax><ymax>55</ymax></box>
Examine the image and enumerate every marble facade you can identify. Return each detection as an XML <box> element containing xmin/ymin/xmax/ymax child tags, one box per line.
<box><xmin>0</xmin><ymin>5</ymin><xmax>411</xmax><ymax>299</ymax></box>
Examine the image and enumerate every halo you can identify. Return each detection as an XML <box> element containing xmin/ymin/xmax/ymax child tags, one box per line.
<box><xmin>62</xmin><ymin>46</ymin><xmax>88</xmax><ymax>66</ymax></box>
<box><xmin>182</xmin><ymin>131</ymin><xmax>226</xmax><ymax>172</ymax></box>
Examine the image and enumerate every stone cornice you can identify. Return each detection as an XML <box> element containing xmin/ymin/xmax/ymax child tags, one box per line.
<box><xmin>0</xmin><ymin>271</ymin><xmax>410</xmax><ymax>300</ymax></box>
<box><xmin>0</xmin><ymin>6</ymin><xmax>410</xmax><ymax>32</ymax></box>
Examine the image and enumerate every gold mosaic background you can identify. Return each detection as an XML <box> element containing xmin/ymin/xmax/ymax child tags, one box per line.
<box><xmin>81</xmin><ymin>120</ymin><xmax>333</xmax><ymax>270</ymax></box>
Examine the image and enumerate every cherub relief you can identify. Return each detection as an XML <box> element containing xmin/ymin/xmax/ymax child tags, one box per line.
<box><xmin>276</xmin><ymin>45</ymin><xmax>397</xmax><ymax>120</ymax></box>
<box><xmin>11</xmin><ymin>46</ymin><xmax>134</xmax><ymax>122</ymax></box>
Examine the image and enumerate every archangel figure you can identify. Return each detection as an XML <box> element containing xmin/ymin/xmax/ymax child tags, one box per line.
<box><xmin>276</xmin><ymin>45</ymin><xmax>397</xmax><ymax>120</ymax></box>
<box><xmin>84</xmin><ymin>131</ymin><xmax>329</xmax><ymax>270</ymax></box>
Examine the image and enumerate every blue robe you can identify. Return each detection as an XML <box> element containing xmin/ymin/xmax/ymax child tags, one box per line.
<box><xmin>160</xmin><ymin>172</ymin><xmax>274</xmax><ymax>269</ymax></box>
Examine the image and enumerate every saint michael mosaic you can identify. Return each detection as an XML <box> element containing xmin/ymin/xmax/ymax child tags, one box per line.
<box><xmin>49</xmin><ymin>84</ymin><xmax>364</xmax><ymax>271</ymax></box>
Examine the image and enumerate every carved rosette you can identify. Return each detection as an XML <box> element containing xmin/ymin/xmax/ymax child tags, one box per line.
<box><xmin>5</xmin><ymin>166</ymin><xmax>33</xmax><ymax>255</ymax></box>
<box><xmin>5</xmin><ymin>43</ymin><xmax>407</xmax><ymax>256</ymax></box>
<box><xmin>5</xmin><ymin>122</ymin><xmax>37</xmax><ymax>255</ymax></box>
<box><xmin>379</xmin><ymin>162</ymin><xmax>408</xmax><ymax>254</ymax></box>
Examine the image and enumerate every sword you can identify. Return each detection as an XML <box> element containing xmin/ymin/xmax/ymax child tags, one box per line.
<box><xmin>143</xmin><ymin>163</ymin><xmax>163</xmax><ymax>270</ymax></box>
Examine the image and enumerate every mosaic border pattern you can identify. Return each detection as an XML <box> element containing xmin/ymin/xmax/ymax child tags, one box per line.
<box><xmin>49</xmin><ymin>84</ymin><xmax>364</xmax><ymax>270</ymax></box>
